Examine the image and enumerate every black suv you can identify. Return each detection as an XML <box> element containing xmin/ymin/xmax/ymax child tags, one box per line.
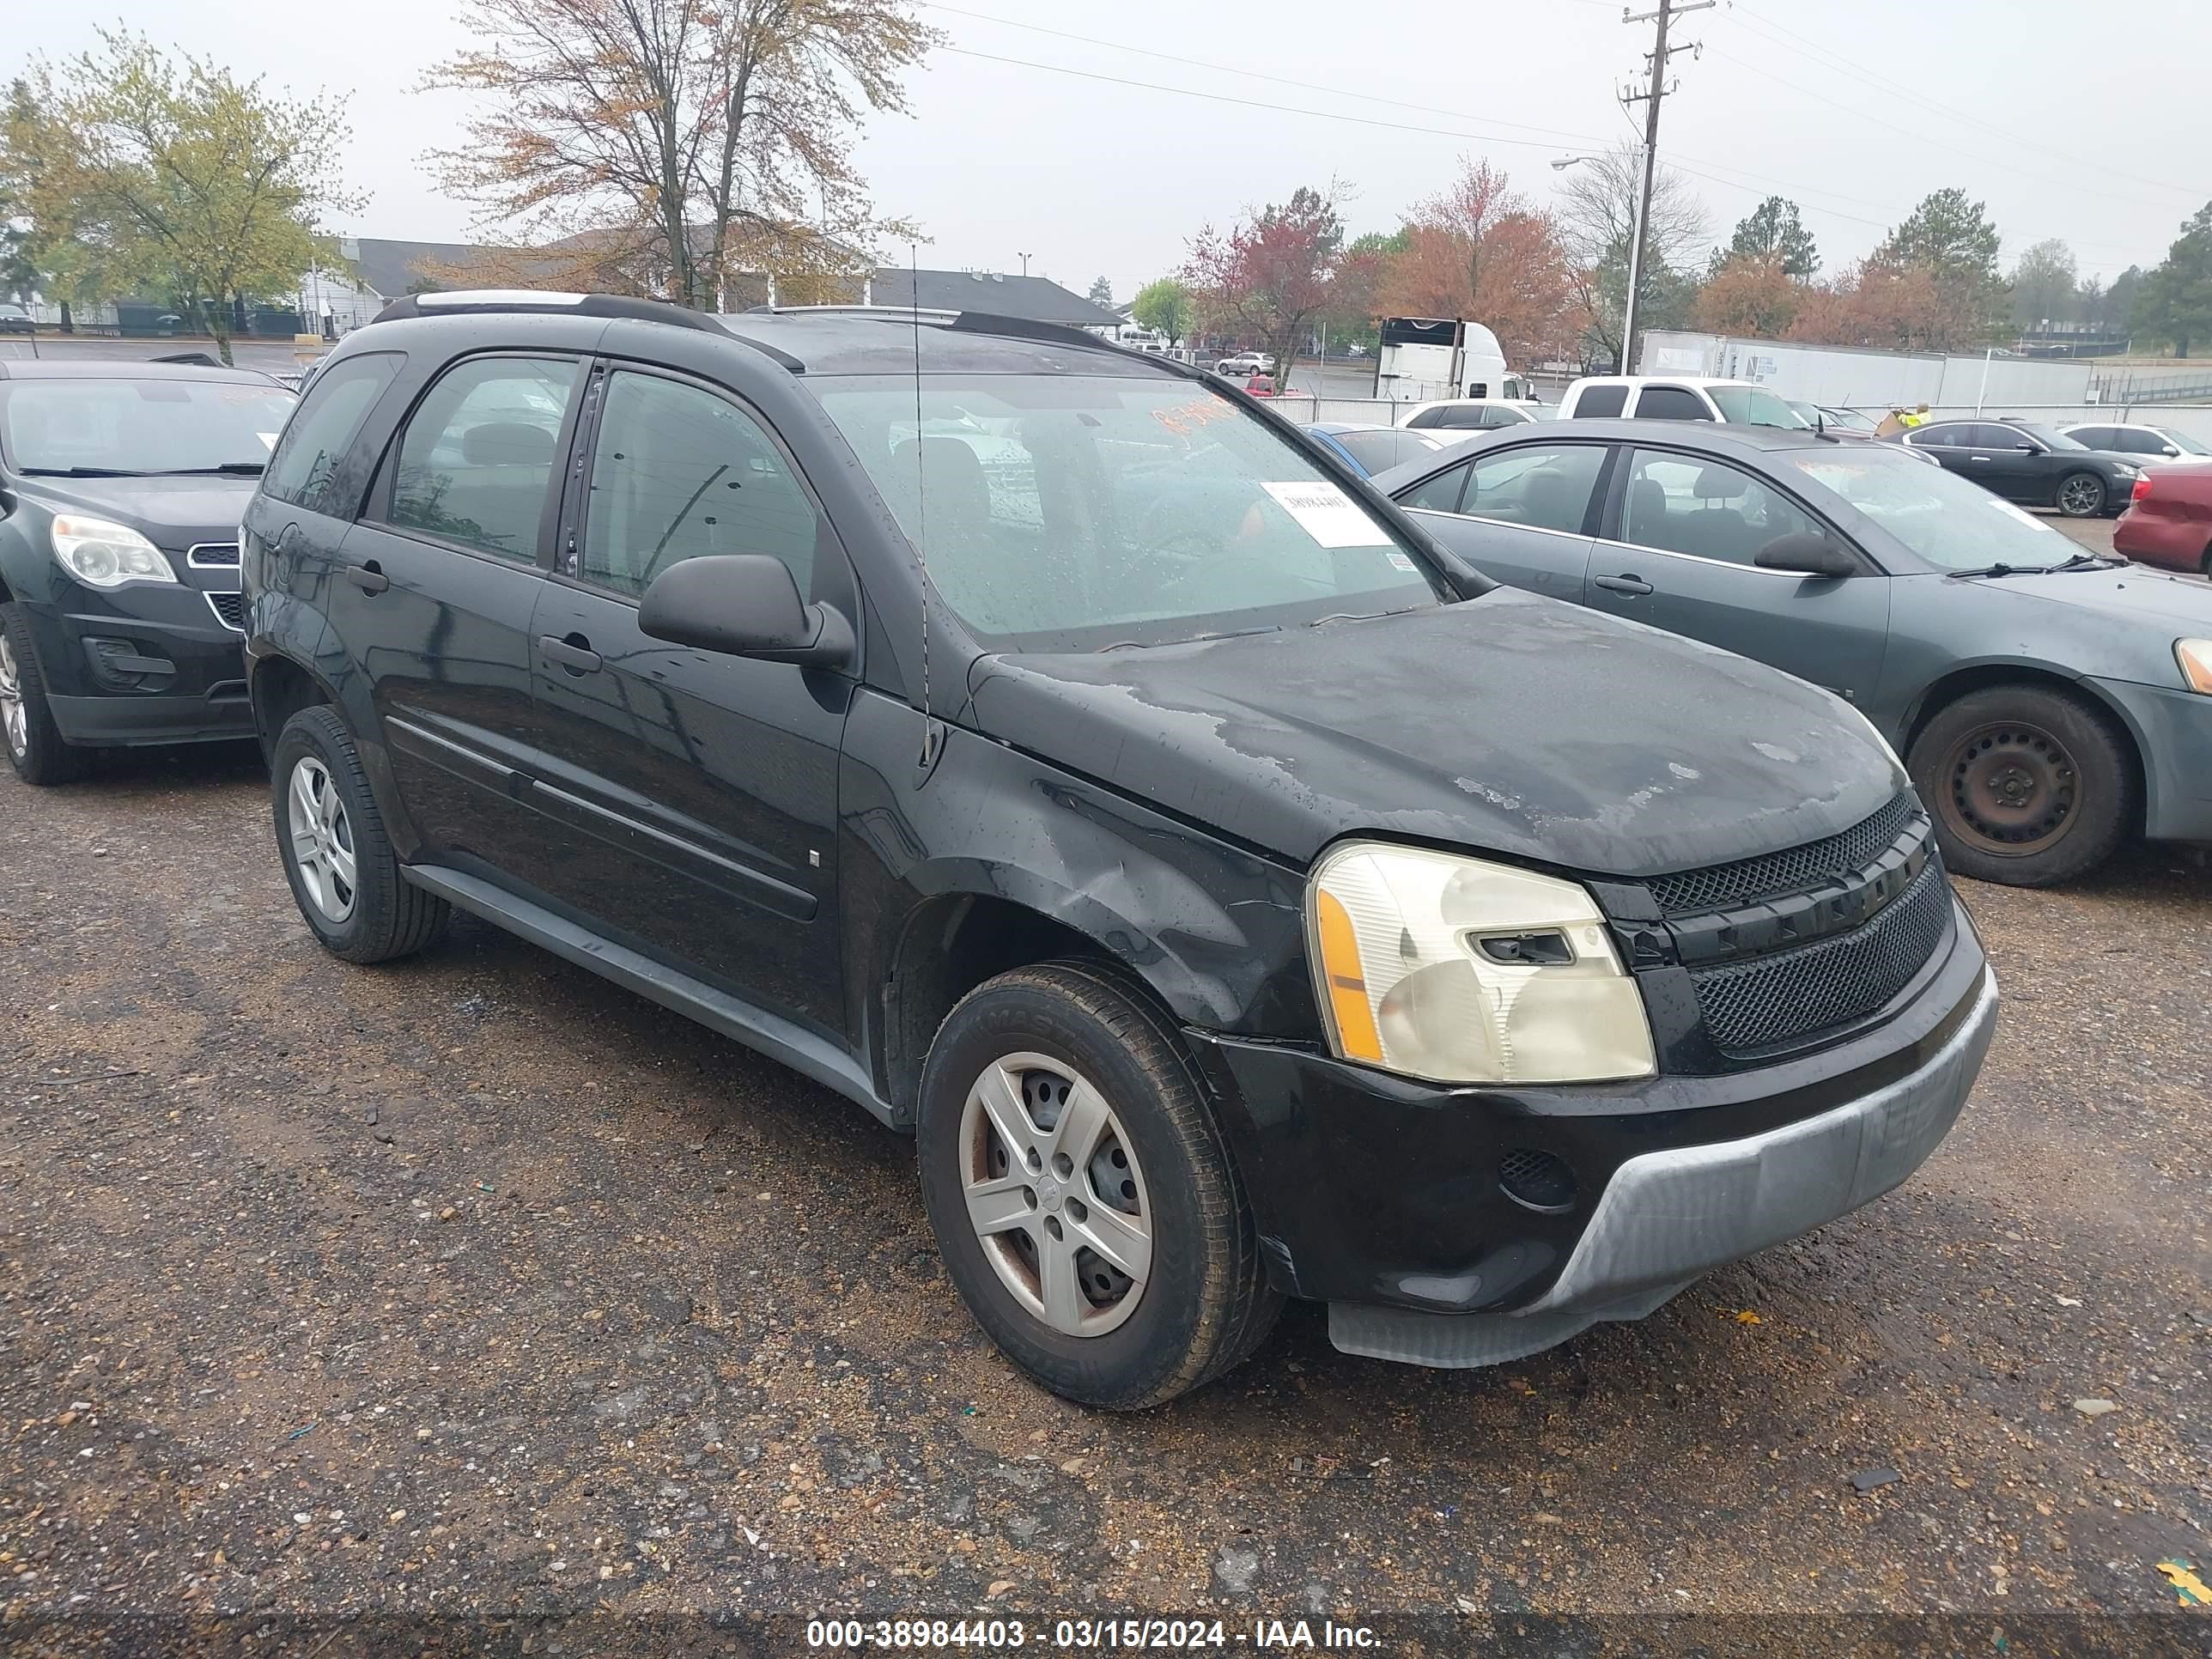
<box><xmin>242</xmin><ymin>293</ymin><xmax>1997</xmax><ymax>1408</ymax></box>
<box><xmin>0</xmin><ymin>360</ymin><xmax>297</xmax><ymax>781</ymax></box>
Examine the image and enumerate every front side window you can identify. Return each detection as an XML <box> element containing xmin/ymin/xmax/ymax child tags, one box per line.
<box><xmin>388</xmin><ymin>356</ymin><xmax>579</xmax><ymax>560</ymax></box>
<box><xmin>2</xmin><ymin>378</ymin><xmax>297</xmax><ymax>476</ymax></box>
<box><xmin>1399</xmin><ymin>460</ymin><xmax>1471</xmax><ymax>514</ymax></box>
<box><xmin>815</xmin><ymin>372</ymin><xmax>1446</xmax><ymax>652</ymax></box>
<box><xmin>264</xmin><ymin>352</ymin><xmax>400</xmax><ymax>514</ymax></box>
<box><xmin>581</xmin><ymin>372</ymin><xmax>818</xmax><ymax>599</ymax></box>
<box><xmin>1632</xmin><ymin>386</ymin><xmax>1713</xmax><ymax>421</ymax></box>
<box><xmin>1465</xmin><ymin>444</ymin><xmax>1607</xmax><ymax>534</ymax></box>
<box><xmin>1620</xmin><ymin>450</ymin><xmax>1825</xmax><ymax>566</ymax></box>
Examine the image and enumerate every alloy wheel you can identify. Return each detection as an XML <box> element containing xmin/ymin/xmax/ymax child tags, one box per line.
<box><xmin>957</xmin><ymin>1051</ymin><xmax>1153</xmax><ymax>1337</ymax></box>
<box><xmin>2058</xmin><ymin>475</ymin><xmax>2104</xmax><ymax>516</ymax></box>
<box><xmin>287</xmin><ymin>756</ymin><xmax>359</xmax><ymax>922</ymax></box>
<box><xmin>1939</xmin><ymin>720</ymin><xmax>2079</xmax><ymax>857</ymax></box>
<box><xmin>0</xmin><ymin>635</ymin><xmax>25</xmax><ymax>760</ymax></box>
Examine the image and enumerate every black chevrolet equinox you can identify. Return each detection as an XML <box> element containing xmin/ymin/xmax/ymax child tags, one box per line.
<box><xmin>241</xmin><ymin>292</ymin><xmax>1997</xmax><ymax>1407</ymax></box>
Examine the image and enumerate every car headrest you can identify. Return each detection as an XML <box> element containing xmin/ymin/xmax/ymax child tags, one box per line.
<box><xmin>1692</xmin><ymin>465</ymin><xmax>1741</xmax><ymax>501</ymax></box>
<box><xmin>461</xmin><ymin>422</ymin><xmax>556</xmax><ymax>467</ymax></box>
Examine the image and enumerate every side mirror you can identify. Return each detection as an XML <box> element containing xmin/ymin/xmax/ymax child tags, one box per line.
<box><xmin>2014</xmin><ymin>441</ymin><xmax>2038</xmax><ymax>453</ymax></box>
<box><xmin>1754</xmin><ymin>532</ymin><xmax>1856</xmax><ymax>579</ymax></box>
<box><xmin>638</xmin><ymin>554</ymin><xmax>853</xmax><ymax>668</ymax></box>
<box><xmin>2162</xmin><ymin>445</ymin><xmax>2182</xmax><ymax>458</ymax></box>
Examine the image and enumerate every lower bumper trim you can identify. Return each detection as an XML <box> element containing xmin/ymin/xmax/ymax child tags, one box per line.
<box><xmin>1329</xmin><ymin>1279</ymin><xmax>1696</xmax><ymax>1370</ymax></box>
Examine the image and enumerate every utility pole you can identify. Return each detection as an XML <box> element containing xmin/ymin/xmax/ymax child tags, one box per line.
<box><xmin>1619</xmin><ymin>0</ymin><xmax>1711</xmax><ymax>373</ymax></box>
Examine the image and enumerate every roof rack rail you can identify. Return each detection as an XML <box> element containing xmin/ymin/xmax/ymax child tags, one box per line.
<box><xmin>368</xmin><ymin>291</ymin><xmax>723</xmax><ymax>333</ymax></box>
<box><xmin>744</xmin><ymin>303</ymin><xmax>960</xmax><ymax>324</ymax></box>
<box><xmin>945</xmin><ymin>311</ymin><xmax>1115</xmax><ymax>352</ymax></box>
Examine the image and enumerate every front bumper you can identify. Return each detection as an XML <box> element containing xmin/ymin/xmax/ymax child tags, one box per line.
<box><xmin>22</xmin><ymin>583</ymin><xmax>252</xmax><ymax>747</ymax></box>
<box><xmin>1187</xmin><ymin>896</ymin><xmax>1995</xmax><ymax>1368</ymax></box>
<box><xmin>2087</xmin><ymin>674</ymin><xmax>2212</xmax><ymax>843</ymax></box>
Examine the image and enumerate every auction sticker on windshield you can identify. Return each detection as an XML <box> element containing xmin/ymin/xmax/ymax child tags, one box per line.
<box><xmin>1261</xmin><ymin>480</ymin><xmax>1392</xmax><ymax>548</ymax></box>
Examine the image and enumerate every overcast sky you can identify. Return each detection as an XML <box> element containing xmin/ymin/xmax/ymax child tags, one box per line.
<box><xmin>13</xmin><ymin>0</ymin><xmax>2210</xmax><ymax>301</ymax></box>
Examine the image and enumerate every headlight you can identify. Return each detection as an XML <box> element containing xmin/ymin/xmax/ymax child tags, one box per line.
<box><xmin>1307</xmin><ymin>842</ymin><xmax>1656</xmax><ymax>1085</ymax></box>
<box><xmin>51</xmin><ymin>515</ymin><xmax>177</xmax><ymax>587</ymax></box>
<box><xmin>2178</xmin><ymin>639</ymin><xmax>2212</xmax><ymax>695</ymax></box>
<box><xmin>2112</xmin><ymin>464</ymin><xmax>2140</xmax><ymax>479</ymax></box>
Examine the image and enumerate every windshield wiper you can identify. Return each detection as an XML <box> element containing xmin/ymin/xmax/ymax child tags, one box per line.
<box><xmin>1307</xmin><ymin>607</ymin><xmax>1410</xmax><ymax>628</ymax></box>
<box><xmin>1101</xmin><ymin>623</ymin><xmax>1281</xmax><ymax>652</ymax></box>
<box><xmin>19</xmin><ymin>466</ymin><xmax>143</xmax><ymax>477</ymax></box>
<box><xmin>155</xmin><ymin>463</ymin><xmax>265</xmax><ymax>476</ymax></box>
<box><xmin>1946</xmin><ymin>562</ymin><xmax>2044</xmax><ymax>580</ymax></box>
<box><xmin>2048</xmin><ymin>551</ymin><xmax>2124</xmax><ymax>572</ymax></box>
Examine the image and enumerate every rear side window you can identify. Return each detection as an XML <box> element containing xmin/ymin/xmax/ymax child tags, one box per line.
<box><xmin>1575</xmin><ymin>385</ymin><xmax>1628</xmax><ymax>418</ymax></box>
<box><xmin>387</xmin><ymin>356</ymin><xmax>580</xmax><ymax>561</ymax></box>
<box><xmin>1466</xmin><ymin>444</ymin><xmax>1607</xmax><ymax>533</ymax></box>
<box><xmin>1910</xmin><ymin>425</ymin><xmax>1962</xmax><ymax>448</ymax></box>
<box><xmin>581</xmin><ymin>371</ymin><xmax>818</xmax><ymax>599</ymax></box>
<box><xmin>1632</xmin><ymin>386</ymin><xmax>1712</xmax><ymax>421</ymax></box>
<box><xmin>2068</xmin><ymin>426</ymin><xmax>2118</xmax><ymax>450</ymax></box>
<box><xmin>264</xmin><ymin>353</ymin><xmax>400</xmax><ymax>514</ymax></box>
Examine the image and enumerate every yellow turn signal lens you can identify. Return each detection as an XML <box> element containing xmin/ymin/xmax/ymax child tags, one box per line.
<box><xmin>1314</xmin><ymin>887</ymin><xmax>1384</xmax><ymax>1063</ymax></box>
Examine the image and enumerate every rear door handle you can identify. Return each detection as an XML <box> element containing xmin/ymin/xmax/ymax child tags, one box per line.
<box><xmin>538</xmin><ymin>634</ymin><xmax>603</xmax><ymax>675</ymax></box>
<box><xmin>343</xmin><ymin>562</ymin><xmax>387</xmax><ymax>594</ymax></box>
<box><xmin>1968</xmin><ymin>454</ymin><xmax>1992</xmax><ymax>462</ymax></box>
<box><xmin>1593</xmin><ymin>574</ymin><xmax>1654</xmax><ymax>596</ymax></box>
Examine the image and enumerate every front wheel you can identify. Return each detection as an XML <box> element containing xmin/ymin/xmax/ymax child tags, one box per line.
<box><xmin>2055</xmin><ymin>471</ymin><xmax>2107</xmax><ymax>518</ymax></box>
<box><xmin>916</xmin><ymin>960</ymin><xmax>1280</xmax><ymax>1408</ymax></box>
<box><xmin>0</xmin><ymin>603</ymin><xmax>89</xmax><ymax>785</ymax></box>
<box><xmin>1908</xmin><ymin>685</ymin><xmax>2136</xmax><ymax>885</ymax></box>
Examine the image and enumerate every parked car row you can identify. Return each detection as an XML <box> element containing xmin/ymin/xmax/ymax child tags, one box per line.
<box><xmin>7</xmin><ymin>294</ymin><xmax>2195</xmax><ymax>1416</ymax></box>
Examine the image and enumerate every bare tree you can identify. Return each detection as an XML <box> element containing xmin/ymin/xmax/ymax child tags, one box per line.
<box><xmin>1553</xmin><ymin>143</ymin><xmax>1706</xmax><ymax>368</ymax></box>
<box><xmin>423</xmin><ymin>0</ymin><xmax>937</xmax><ymax>307</ymax></box>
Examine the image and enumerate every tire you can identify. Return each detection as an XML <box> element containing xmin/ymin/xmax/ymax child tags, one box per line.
<box><xmin>1908</xmin><ymin>684</ymin><xmax>2136</xmax><ymax>886</ymax></box>
<box><xmin>2055</xmin><ymin>471</ymin><xmax>2106</xmax><ymax>519</ymax></box>
<box><xmin>916</xmin><ymin>959</ymin><xmax>1281</xmax><ymax>1409</ymax></box>
<box><xmin>270</xmin><ymin>704</ymin><xmax>449</xmax><ymax>963</ymax></box>
<box><xmin>0</xmin><ymin>602</ymin><xmax>90</xmax><ymax>785</ymax></box>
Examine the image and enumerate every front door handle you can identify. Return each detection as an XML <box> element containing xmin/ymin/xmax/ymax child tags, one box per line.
<box><xmin>343</xmin><ymin>562</ymin><xmax>387</xmax><ymax>595</ymax></box>
<box><xmin>538</xmin><ymin>634</ymin><xmax>603</xmax><ymax>675</ymax></box>
<box><xmin>1593</xmin><ymin>574</ymin><xmax>1654</xmax><ymax>596</ymax></box>
<box><xmin>1968</xmin><ymin>454</ymin><xmax>1992</xmax><ymax>462</ymax></box>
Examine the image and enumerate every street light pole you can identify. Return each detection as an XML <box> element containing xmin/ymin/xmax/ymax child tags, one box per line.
<box><xmin>1017</xmin><ymin>252</ymin><xmax>1032</xmax><ymax>277</ymax></box>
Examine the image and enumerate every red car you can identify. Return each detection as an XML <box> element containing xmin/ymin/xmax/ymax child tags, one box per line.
<box><xmin>1243</xmin><ymin>373</ymin><xmax>1279</xmax><ymax>398</ymax></box>
<box><xmin>2113</xmin><ymin>466</ymin><xmax>2212</xmax><ymax>576</ymax></box>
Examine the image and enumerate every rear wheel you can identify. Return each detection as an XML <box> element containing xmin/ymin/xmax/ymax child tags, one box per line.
<box><xmin>1908</xmin><ymin>684</ymin><xmax>2135</xmax><ymax>885</ymax></box>
<box><xmin>271</xmin><ymin>705</ymin><xmax>449</xmax><ymax>962</ymax></box>
<box><xmin>916</xmin><ymin>960</ymin><xmax>1280</xmax><ymax>1408</ymax></box>
<box><xmin>0</xmin><ymin>603</ymin><xmax>88</xmax><ymax>786</ymax></box>
<box><xmin>2055</xmin><ymin>471</ymin><xmax>2106</xmax><ymax>518</ymax></box>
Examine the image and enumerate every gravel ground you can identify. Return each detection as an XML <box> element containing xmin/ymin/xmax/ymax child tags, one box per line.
<box><xmin>1</xmin><ymin>741</ymin><xmax>2207</xmax><ymax>1656</ymax></box>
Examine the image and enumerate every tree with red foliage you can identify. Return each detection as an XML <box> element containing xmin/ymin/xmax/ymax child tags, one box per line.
<box><xmin>1182</xmin><ymin>184</ymin><xmax>1347</xmax><ymax>384</ymax></box>
<box><xmin>1374</xmin><ymin>158</ymin><xmax>1572</xmax><ymax>365</ymax></box>
<box><xmin>1789</xmin><ymin>259</ymin><xmax>1945</xmax><ymax>351</ymax></box>
<box><xmin>1696</xmin><ymin>254</ymin><xmax>1802</xmax><ymax>337</ymax></box>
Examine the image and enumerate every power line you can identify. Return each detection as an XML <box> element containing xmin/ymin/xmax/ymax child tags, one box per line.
<box><xmin>1730</xmin><ymin>3</ymin><xmax>2208</xmax><ymax>203</ymax></box>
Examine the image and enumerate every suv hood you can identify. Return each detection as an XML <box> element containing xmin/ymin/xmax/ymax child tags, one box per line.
<box><xmin>968</xmin><ymin>587</ymin><xmax>1903</xmax><ymax>876</ymax></box>
<box><xmin>20</xmin><ymin>474</ymin><xmax>258</xmax><ymax>550</ymax></box>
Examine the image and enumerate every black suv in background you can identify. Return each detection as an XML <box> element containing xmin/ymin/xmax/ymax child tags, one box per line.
<box><xmin>0</xmin><ymin>360</ymin><xmax>296</xmax><ymax>781</ymax></box>
<box><xmin>242</xmin><ymin>293</ymin><xmax>1996</xmax><ymax>1408</ymax></box>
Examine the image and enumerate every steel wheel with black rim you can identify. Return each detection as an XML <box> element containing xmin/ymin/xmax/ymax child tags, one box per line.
<box><xmin>917</xmin><ymin>960</ymin><xmax>1280</xmax><ymax>1408</ymax></box>
<box><xmin>270</xmin><ymin>704</ymin><xmax>450</xmax><ymax>963</ymax></box>
<box><xmin>0</xmin><ymin>601</ymin><xmax>88</xmax><ymax>785</ymax></box>
<box><xmin>1908</xmin><ymin>684</ymin><xmax>2136</xmax><ymax>886</ymax></box>
<box><xmin>2055</xmin><ymin>471</ymin><xmax>2107</xmax><ymax>518</ymax></box>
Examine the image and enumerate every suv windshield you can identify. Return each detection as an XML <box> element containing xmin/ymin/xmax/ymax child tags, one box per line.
<box><xmin>2</xmin><ymin>378</ymin><xmax>296</xmax><ymax>474</ymax></box>
<box><xmin>1708</xmin><ymin>386</ymin><xmax>1807</xmax><ymax>428</ymax></box>
<box><xmin>1784</xmin><ymin>448</ymin><xmax>2083</xmax><ymax>571</ymax></box>
<box><xmin>815</xmin><ymin>373</ymin><xmax>1446</xmax><ymax>651</ymax></box>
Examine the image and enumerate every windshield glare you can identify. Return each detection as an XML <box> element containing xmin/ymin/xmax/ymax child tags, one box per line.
<box><xmin>2157</xmin><ymin>428</ymin><xmax>2211</xmax><ymax>456</ymax></box>
<box><xmin>1784</xmin><ymin>449</ymin><xmax>2081</xmax><ymax>570</ymax></box>
<box><xmin>1710</xmin><ymin>385</ymin><xmax>1806</xmax><ymax>428</ymax></box>
<box><xmin>2</xmin><ymin>379</ymin><xmax>296</xmax><ymax>473</ymax></box>
<box><xmin>2011</xmin><ymin>422</ymin><xmax>2085</xmax><ymax>451</ymax></box>
<box><xmin>815</xmin><ymin>373</ymin><xmax>1446</xmax><ymax>651</ymax></box>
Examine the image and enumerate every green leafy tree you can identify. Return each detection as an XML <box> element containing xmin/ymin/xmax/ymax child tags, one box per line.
<box><xmin>1717</xmin><ymin>195</ymin><xmax>1817</xmax><ymax>278</ymax></box>
<box><xmin>0</xmin><ymin>33</ymin><xmax>359</xmax><ymax>362</ymax></box>
<box><xmin>2133</xmin><ymin>203</ymin><xmax>2212</xmax><ymax>358</ymax></box>
<box><xmin>2008</xmin><ymin>237</ymin><xmax>2077</xmax><ymax>330</ymax></box>
<box><xmin>1873</xmin><ymin>187</ymin><xmax>2002</xmax><ymax>348</ymax></box>
<box><xmin>1085</xmin><ymin>274</ymin><xmax>1114</xmax><ymax>306</ymax></box>
<box><xmin>1130</xmin><ymin>276</ymin><xmax>1192</xmax><ymax>344</ymax></box>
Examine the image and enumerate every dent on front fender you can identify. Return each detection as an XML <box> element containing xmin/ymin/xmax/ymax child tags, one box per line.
<box><xmin>836</xmin><ymin>689</ymin><xmax>1318</xmax><ymax>1055</ymax></box>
